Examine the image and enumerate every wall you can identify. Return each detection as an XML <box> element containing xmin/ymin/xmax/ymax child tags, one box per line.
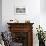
<box><xmin>40</xmin><ymin>0</ymin><xmax>46</xmax><ymax>13</ymax></box>
<box><xmin>40</xmin><ymin>0</ymin><xmax>46</xmax><ymax>32</ymax></box>
<box><xmin>0</xmin><ymin>0</ymin><xmax>2</xmax><ymax>32</ymax></box>
<box><xmin>2</xmin><ymin>0</ymin><xmax>46</xmax><ymax>46</ymax></box>
<box><xmin>2</xmin><ymin>0</ymin><xmax>40</xmax><ymax>30</ymax></box>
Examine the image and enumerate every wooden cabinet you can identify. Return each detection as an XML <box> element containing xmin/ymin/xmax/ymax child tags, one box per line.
<box><xmin>7</xmin><ymin>23</ymin><xmax>34</xmax><ymax>46</ymax></box>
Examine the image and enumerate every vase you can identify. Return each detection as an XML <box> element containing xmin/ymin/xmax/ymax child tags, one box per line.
<box><xmin>39</xmin><ymin>40</ymin><xmax>45</xmax><ymax>46</ymax></box>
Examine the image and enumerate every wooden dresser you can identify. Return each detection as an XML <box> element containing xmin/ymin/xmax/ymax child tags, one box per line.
<box><xmin>7</xmin><ymin>23</ymin><xmax>34</xmax><ymax>46</ymax></box>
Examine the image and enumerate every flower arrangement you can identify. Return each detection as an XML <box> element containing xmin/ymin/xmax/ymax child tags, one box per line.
<box><xmin>36</xmin><ymin>25</ymin><xmax>45</xmax><ymax>42</ymax></box>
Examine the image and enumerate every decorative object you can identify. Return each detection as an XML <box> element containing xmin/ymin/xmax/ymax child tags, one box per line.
<box><xmin>36</xmin><ymin>25</ymin><xmax>45</xmax><ymax>46</ymax></box>
<box><xmin>44</xmin><ymin>31</ymin><xmax>46</xmax><ymax>40</ymax></box>
<box><xmin>10</xmin><ymin>20</ymin><xmax>13</xmax><ymax>21</ymax></box>
<box><xmin>25</xmin><ymin>20</ymin><xmax>30</xmax><ymax>23</ymax></box>
<box><xmin>1</xmin><ymin>31</ymin><xmax>12</xmax><ymax>46</ymax></box>
<box><xmin>0</xmin><ymin>32</ymin><xmax>5</xmax><ymax>46</ymax></box>
<box><xmin>16</xmin><ymin>8</ymin><xmax>26</xmax><ymax>13</ymax></box>
<box><xmin>8</xmin><ymin>19</ymin><xmax>19</xmax><ymax>23</ymax></box>
<box><xmin>15</xmin><ymin>7</ymin><xmax>26</xmax><ymax>15</ymax></box>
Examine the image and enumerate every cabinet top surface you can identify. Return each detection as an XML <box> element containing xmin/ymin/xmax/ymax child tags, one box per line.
<box><xmin>7</xmin><ymin>23</ymin><xmax>34</xmax><ymax>25</ymax></box>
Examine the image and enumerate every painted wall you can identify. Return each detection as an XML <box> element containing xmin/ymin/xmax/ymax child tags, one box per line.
<box><xmin>2</xmin><ymin>0</ymin><xmax>40</xmax><ymax>30</ymax></box>
<box><xmin>2</xmin><ymin>0</ymin><xmax>46</xmax><ymax>46</ymax></box>
<box><xmin>0</xmin><ymin>0</ymin><xmax>2</xmax><ymax>32</ymax></box>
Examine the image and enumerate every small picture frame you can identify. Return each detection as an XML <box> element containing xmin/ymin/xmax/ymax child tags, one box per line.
<box><xmin>16</xmin><ymin>7</ymin><xmax>26</xmax><ymax>15</ymax></box>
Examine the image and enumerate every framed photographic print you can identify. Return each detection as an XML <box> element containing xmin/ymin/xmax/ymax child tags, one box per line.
<box><xmin>16</xmin><ymin>7</ymin><xmax>26</xmax><ymax>15</ymax></box>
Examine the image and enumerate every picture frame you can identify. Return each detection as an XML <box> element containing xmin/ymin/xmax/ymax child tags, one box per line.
<box><xmin>15</xmin><ymin>7</ymin><xmax>26</xmax><ymax>15</ymax></box>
